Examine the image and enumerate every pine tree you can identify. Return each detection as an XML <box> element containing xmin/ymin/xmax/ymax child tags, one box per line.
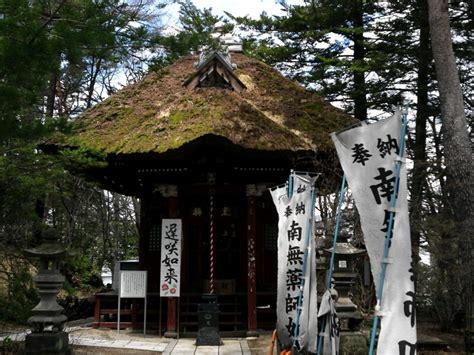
<box><xmin>149</xmin><ymin>0</ymin><xmax>233</xmax><ymax>70</ymax></box>
<box><xmin>234</xmin><ymin>0</ymin><xmax>384</xmax><ymax>120</ymax></box>
<box><xmin>428</xmin><ymin>0</ymin><xmax>474</xmax><ymax>336</ymax></box>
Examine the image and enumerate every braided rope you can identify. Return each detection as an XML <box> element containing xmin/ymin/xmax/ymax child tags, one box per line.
<box><xmin>209</xmin><ymin>191</ymin><xmax>215</xmax><ymax>294</ymax></box>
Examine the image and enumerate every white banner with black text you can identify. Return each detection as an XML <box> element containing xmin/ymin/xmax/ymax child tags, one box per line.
<box><xmin>331</xmin><ymin>111</ymin><xmax>416</xmax><ymax>354</ymax></box>
<box><xmin>270</xmin><ymin>173</ymin><xmax>318</xmax><ymax>352</ymax></box>
<box><xmin>160</xmin><ymin>219</ymin><xmax>182</xmax><ymax>297</ymax></box>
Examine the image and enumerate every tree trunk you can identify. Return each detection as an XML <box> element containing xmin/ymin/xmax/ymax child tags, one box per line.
<box><xmin>86</xmin><ymin>57</ymin><xmax>103</xmax><ymax>109</ymax></box>
<box><xmin>45</xmin><ymin>72</ymin><xmax>57</xmax><ymax>118</ymax></box>
<box><xmin>410</xmin><ymin>0</ymin><xmax>430</xmax><ymax>270</ymax></box>
<box><xmin>352</xmin><ymin>0</ymin><xmax>367</xmax><ymax>121</ymax></box>
<box><xmin>428</xmin><ymin>0</ymin><xmax>474</xmax><ymax>336</ymax></box>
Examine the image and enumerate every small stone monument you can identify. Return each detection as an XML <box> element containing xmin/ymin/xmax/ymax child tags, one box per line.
<box><xmin>23</xmin><ymin>228</ymin><xmax>71</xmax><ymax>354</ymax></box>
<box><xmin>196</xmin><ymin>294</ymin><xmax>222</xmax><ymax>346</ymax></box>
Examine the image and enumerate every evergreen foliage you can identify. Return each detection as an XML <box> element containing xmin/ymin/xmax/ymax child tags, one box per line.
<box><xmin>0</xmin><ymin>0</ymin><xmax>472</xmax><ymax>337</ymax></box>
<box><xmin>0</xmin><ymin>0</ymin><xmax>152</xmax><ymax>324</ymax></box>
<box><xmin>149</xmin><ymin>0</ymin><xmax>233</xmax><ymax>70</ymax></box>
<box><xmin>234</xmin><ymin>0</ymin><xmax>472</xmax><ymax>331</ymax></box>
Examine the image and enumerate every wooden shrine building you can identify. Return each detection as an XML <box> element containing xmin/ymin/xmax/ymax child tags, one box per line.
<box><xmin>43</xmin><ymin>48</ymin><xmax>354</xmax><ymax>337</ymax></box>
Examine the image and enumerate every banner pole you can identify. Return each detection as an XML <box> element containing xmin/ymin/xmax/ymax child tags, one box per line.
<box><xmin>326</xmin><ymin>175</ymin><xmax>347</xmax><ymax>290</ymax></box>
<box><xmin>291</xmin><ymin>178</ymin><xmax>317</xmax><ymax>352</ymax></box>
<box><xmin>159</xmin><ymin>297</ymin><xmax>162</xmax><ymax>336</ymax></box>
<box><xmin>144</xmin><ymin>294</ymin><xmax>147</xmax><ymax>336</ymax></box>
<box><xmin>117</xmin><ymin>272</ymin><xmax>121</xmax><ymax>334</ymax></box>
<box><xmin>368</xmin><ymin>106</ymin><xmax>409</xmax><ymax>355</ymax></box>
<box><xmin>316</xmin><ymin>175</ymin><xmax>346</xmax><ymax>355</ymax></box>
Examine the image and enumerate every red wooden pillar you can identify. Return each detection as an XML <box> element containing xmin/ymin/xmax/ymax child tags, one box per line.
<box><xmin>93</xmin><ymin>295</ymin><xmax>101</xmax><ymax>328</ymax></box>
<box><xmin>246</xmin><ymin>185</ymin><xmax>259</xmax><ymax>337</ymax></box>
<box><xmin>162</xmin><ymin>185</ymin><xmax>179</xmax><ymax>338</ymax></box>
<box><xmin>138</xmin><ymin>196</ymin><xmax>147</xmax><ymax>271</ymax></box>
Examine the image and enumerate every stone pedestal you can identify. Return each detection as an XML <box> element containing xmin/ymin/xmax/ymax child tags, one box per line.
<box><xmin>335</xmin><ymin>294</ymin><xmax>363</xmax><ymax>330</ymax></box>
<box><xmin>164</xmin><ymin>330</ymin><xmax>178</xmax><ymax>338</ymax></box>
<box><xmin>25</xmin><ymin>332</ymin><xmax>71</xmax><ymax>355</ymax></box>
<box><xmin>196</xmin><ymin>302</ymin><xmax>222</xmax><ymax>346</ymax></box>
<box><xmin>339</xmin><ymin>331</ymin><xmax>368</xmax><ymax>355</ymax></box>
<box><xmin>246</xmin><ymin>329</ymin><xmax>260</xmax><ymax>337</ymax></box>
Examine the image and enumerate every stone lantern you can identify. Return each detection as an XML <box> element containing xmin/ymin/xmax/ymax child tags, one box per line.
<box><xmin>23</xmin><ymin>228</ymin><xmax>71</xmax><ymax>354</ymax></box>
<box><xmin>324</xmin><ymin>236</ymin><xmax>366</xmax><ymax>331</ymax></box>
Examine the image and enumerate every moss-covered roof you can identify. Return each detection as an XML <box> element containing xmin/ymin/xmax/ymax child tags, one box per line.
<box><xmin>51</xmin><ymin>53</ymin><xmax>355</xmax><ymax>156</ymax></box>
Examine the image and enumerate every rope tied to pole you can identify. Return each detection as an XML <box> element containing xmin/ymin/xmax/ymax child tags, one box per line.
<box><xmin>209</xmin><ymin>190</ymin><xmax>215</xmax><ymax>294</ymax></box>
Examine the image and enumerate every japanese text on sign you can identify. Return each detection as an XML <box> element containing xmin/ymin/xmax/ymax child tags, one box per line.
<box><xmin>120</xmin><ymin>271</ymin><xmax>147</xmax><ymax>298</ymax></box>
<box><xmin>160</xmin><ymin>219</ymin><xmax>182</xmax><ymax>297</ymax></box>
<box><xmin>270</xmin><ymin>174</ymin><xmax>319</xmax><ymax>352</ymax></box>
<box><xmin>332</xmin><ymin>111</ymin><xmax>417</xmax><ymax>354</ymax></box>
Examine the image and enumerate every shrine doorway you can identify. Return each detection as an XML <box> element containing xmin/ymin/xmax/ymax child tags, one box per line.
<box><xmin>180</xmin><ymin>186</ymin><xmax>247</xmax><ymax>295</ymax></box>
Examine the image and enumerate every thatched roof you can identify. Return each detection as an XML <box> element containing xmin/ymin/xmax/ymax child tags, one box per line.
<box><xmin>50</xmin><ymin>53</ymin><xmax>354</xmax><ymax>157</ymax></box>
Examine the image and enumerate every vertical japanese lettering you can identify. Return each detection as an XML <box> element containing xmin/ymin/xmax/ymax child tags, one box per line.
<box><xmin>287</xmin><ymin>220</ymin><xmax>302</xmax><ymax>242</ymax></box>
<box><xmin>296</xmin><ymin>185</ymin><xmax>306</xmax><ymax>193</ymax></box>
<box><xmin>381</xmin><ymin>209</ymin><xmax>395</xmax><ymax>247</ymax></box>
<box><xmin>408</xmin><ymin>262</ymin><xmax>415</xmax><ymax>283</ymax></box>
<box><xmin>377</xmin><ymin>134</ymin><xmax>399</xmax><ymax>158</ymax></box>
<box><xmin>285</xmin><ymin>294</ymin><xmax>300</xmax><ymax>313</ymax></box>
<box><xmin>285</xmin><ymin>316</ymin><xmax>296</xmax><ymax>337</ymax></box>
<box><xmin>160</xmin><ymin>219</ymin><xmax>182</xmax><ymax>296</ymax></box>
<box><xmin>295</xmin><ymin>202</ymin><xmax>305</xmax><ymax>215</ymax></box>
<box><xmin>287</xmin><ymin>245</ymin><xmax>304</xmax><ymax>265</ymax></box>
<box><xmin>403</xmin><ymin>291</ymin><xmax>416</xmax><ymax>328</ymax></box>
<box><xmin>352</xmin><ymin>143</ymin><xmax>372</xmax><ymax>165</ymax></box>
<box><xmin>398</xmin><ymin>340</ymin><xmax>416</xmax><ymax>355</ymax></box>
<box><xmin>370</xmin><ymin>167</ymin><xmax>396</xmax><ymax>204</ymax></box>
<box><xmin>286</xmin><ymin>268</ymin><xmax>302</xmax><ymax>291</ymax></box>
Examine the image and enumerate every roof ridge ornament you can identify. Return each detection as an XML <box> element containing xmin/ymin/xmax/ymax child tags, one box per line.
<box><xmin>196</xmin><ymin>47</ymin><xmax>235</xmax><ymax>70</ymax></box>
<box><xmin>184</xmin><ymin>49</ymin><xmax>246</xmax><ymax>93</ymax></box>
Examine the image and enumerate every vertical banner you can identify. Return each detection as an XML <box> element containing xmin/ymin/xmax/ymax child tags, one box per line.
<box><xmin>270</xmin><ymin>173</ymin><xmax>318</xmax><ymax>352</ymax></box>
<box><xmin>331</xmin><ymin>111</ymin><xmax>416</xmax><ymax>354</ymax></box>
<box><xmin>160</xmin><ymin>219</ymin><xmax>182</xmax><ymax>297</ymax></box>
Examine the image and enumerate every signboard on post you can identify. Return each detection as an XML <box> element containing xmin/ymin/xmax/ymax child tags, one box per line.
<box><xmin>117</xmin><ymin>270</ymin><xmax>147</xmax><ymax>335</ymax></box>
<box><xmin>120</xmin><ymin>271</ymin><xmax>147</xmax><ymax>298</ymax></box>
<box><xmin>160</xmin><ymin>219</ymin><xmax>182</xmax><ymax>297</ymax></box>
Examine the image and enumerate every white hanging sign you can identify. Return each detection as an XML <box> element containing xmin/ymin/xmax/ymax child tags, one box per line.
<box><xmin>160</xmin><ymin>219</ymin><xmax>182</xmax><ymax>297</ymax></box>
<box><xmin>270</xmin><ymin>173</ymin><xmax>318</xmax><ymax>352</ymax></box>
<box><xmin>332</xmin><ymin>111</ymin><xmax>416</xmax><ymax>354</ymax></box>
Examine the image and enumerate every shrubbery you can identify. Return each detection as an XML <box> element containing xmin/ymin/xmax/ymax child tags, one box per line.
<box><xmin>0</xmin><ymin>260</ymin><xmax>38</xmax><ymax>324</ymax></box>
